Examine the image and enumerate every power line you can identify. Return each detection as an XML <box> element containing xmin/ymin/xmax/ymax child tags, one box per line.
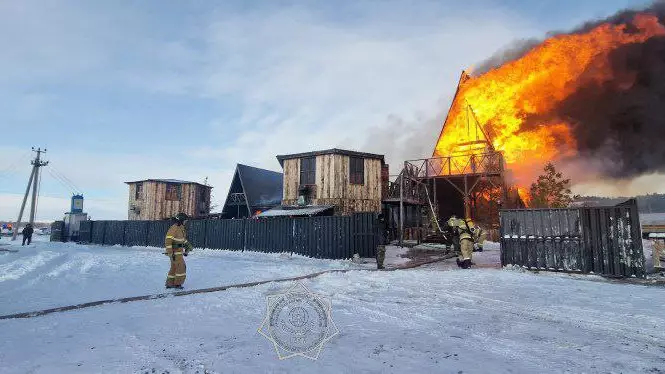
<box><xmin>0</xmin><ymin>150</ymin><xmax>32</xmax><ymax>182</ymax></box>
<box><xmin>46</xmin><ymin>167</ymin><xmax>81</xmax><ymax>195</ymax></box>
<box><xmin>0</xmin><ymin>150</ymin><xmax>31</xmax><ymax>173</ymax></box>
<box><xmin>46</xmin><ymin>168</ymin><xmax>74</xmax><ymax>193</ymax></box>
<box><xmin>49</xmin><ymin>165</ymin><xmax>81</xmax><ymax>194</ymax></box>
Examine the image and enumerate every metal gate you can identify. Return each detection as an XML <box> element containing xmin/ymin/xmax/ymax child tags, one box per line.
<box><xmin>500</xmin><ymin>199</ymin><xmax>645</xmax><ymax>278</ymax></box>
<box><xmin>352</xmin><ymin>212</ymin><xmax>378</xmax><ymax>258</ymax></box>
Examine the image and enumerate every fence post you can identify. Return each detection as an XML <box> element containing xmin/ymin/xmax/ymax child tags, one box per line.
<box><xmin>202</xmin><ymin>219</ymin><xmax>208</xmax><ymax>250</ymax></box>
<box><xmin>290</xmin><ymin>218</ymin><xmax>295</xmax><ymax>256</ymax></box>
<box><xmin>144</xmin><ymin>221</ymin><xmax>149</xmax><ymax>247</ymax></box>
<box><xmin>122</xmin><ymin>221</ymin><xmax>127</xmax><ymax>246</ymax></box>
<box><xmin>102</xmin><ymin>221</ymin><xmax>106</xmax><ymax>246</ymax></box>
<box><xmin>242</xmin><ymin>219</ymin><xmax>246</xmax><ymax>252</ymax></box>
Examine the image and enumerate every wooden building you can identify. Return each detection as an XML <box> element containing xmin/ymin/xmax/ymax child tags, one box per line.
<box><xmin>274</xmin><ymin>149</ymin><xmax>388</xmax><ymax>216</ymax></box>
<box><xmin>125</xmin><ymin>179</ymin><xmax>212</xmax><ymax>220</ymax></box>
<box><xmin>220</xmin><ymin>164</ymin><xmax>283</xmax><ymax>219</ymax></box>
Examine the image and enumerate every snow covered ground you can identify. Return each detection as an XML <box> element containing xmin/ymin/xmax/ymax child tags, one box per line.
<box><xmin>0</xmin><ymin>239</ymin><xmax>368</xmax><ymax>316</ymax></box>
<box><xmin>1</xmin><ymin>240</ymin><xmax>665</xmax><ymax>373</ymax></box>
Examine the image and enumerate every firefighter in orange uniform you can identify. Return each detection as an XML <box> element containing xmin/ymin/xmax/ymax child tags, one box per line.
<box><xmin>165</xmin><ymin>213</ymin><xmax>193</xmax><ymax>289</ymax></box>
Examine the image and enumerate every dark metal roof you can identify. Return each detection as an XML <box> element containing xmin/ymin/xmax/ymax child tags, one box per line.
<box><xmin>276</xmin><ymin>148</ymin><xmax>385</xmax><ymax>166</ymax></box>
<box><xmin>124</xmin><ymin>179</ymin><xmax>212</xmax><ymax>187</ymax></box>
<box><xmin>257</xmin><ymin>205</ymin><xmax>334</xmax><ymax>217</ymax></box>
<box><xmin>236</xmin><ymin>164</ymin><xmax>284</xmax><ymax>208</ymax></box>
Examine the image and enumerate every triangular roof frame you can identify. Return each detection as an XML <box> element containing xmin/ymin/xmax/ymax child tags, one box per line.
<box><xmin>433</xmin><ymin>71</ymin><xmax>470</xmax><ymax>157</ymax></box>
<box><xmin>432</xmin><ymin>71</ymin><xmax>495</xmax><ymax>157</ymax></box>
<box><xmin>221</xmin><ymin>164</ymin><xmax>284</xmax><ymax>218</ymax></box>
<box><xmin>221</xmin><ymin>165</ymin><xmax>251</xmax><ymax>218</ymax></box>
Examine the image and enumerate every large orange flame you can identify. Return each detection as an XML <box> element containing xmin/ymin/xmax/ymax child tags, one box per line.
<box><xmin>433</xmin><ymin>14</ymin><xmax>665</xmax><ymax>193</ymax></box>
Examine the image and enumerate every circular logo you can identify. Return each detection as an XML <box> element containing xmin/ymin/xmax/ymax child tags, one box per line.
<box><xmin>268</xmin><ymin>292</ymin><xmax>329</xmax><ymax>354</ymax></box>
<box><xmin>288</xmin><ymin>306</ymin><xmax>308</xmax><ymax>327</ymax></box>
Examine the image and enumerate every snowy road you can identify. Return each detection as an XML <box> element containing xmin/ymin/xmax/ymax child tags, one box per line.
<box><xmin>0</xmin><ymin>240</ymin><xmax>368</xmax><ymax>315</ymax></box>
<box><xmin>1</xmin><ymin>241</ymin><xmax>665</xmax><ymax>373</ymax></box>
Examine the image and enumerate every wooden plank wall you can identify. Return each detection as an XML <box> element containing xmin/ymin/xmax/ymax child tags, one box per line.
<box><xmin>127</xmin><ymin>182</ymin><xmax>210</xmax><ymax>220</ymax></box>
<box><xmin>282</xmin><ymin>159</ymin><xmax>300</xmax><ymax>202</ymax></box>
<box><xmin>281</xmin><ymin>154</ymin><xmax>383</xmax><ymax>215</ymax></box>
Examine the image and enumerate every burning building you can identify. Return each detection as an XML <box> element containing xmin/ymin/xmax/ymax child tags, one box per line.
<box><xmin>393</xmin><ymin>71</ymin><xmax>523</xmax><ymax>232</ymax></box>
<box><xmin>393</xmin><ymin>3</ymin><xmax>665</xmax><ymax>236</ymax></box>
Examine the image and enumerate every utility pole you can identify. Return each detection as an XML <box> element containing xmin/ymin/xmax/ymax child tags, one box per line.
<box><xmin>12</xmin><ymin>147</ymin><xmax>48</xmax><ymax>240</ymax></box>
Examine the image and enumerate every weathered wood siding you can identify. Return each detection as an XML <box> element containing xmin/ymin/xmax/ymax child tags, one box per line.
<box><xmin>282</xmin><ymin>154</ymin><xmax>383</xmax><ymax>215</ymax></box>
<box><xmin>128</xmin><ymin>182</ymin><xmax>211</xmax><ymax>220</ymax></box>
<box><xmin>282</xmin><ymin>159</ymin><xmax>300</xmax><ymax>202</ymax></box>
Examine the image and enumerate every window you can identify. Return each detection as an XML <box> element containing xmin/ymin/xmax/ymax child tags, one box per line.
<box><xmin>350</xmin><ymin>157</ymin><xmax>364</xmax><ymax>185</ymax></box>
<box><xmin>300</xmin><ymin>157</ymin><xmax>316</xmax><ymax>185</ymax></box>
<box><xmin>198</xmin><ymin>187</ymin><xmax>208</xmax><ymax>202</ymax></box>
<box><xmin>165</xmin><ymin>183</ymin><xmax>181</xmax><ymax>201</ymax></box>
<box><xmin>135</xmin><ymin>183</ymin><xmax>143</xmax><ymax>200</ymax></box>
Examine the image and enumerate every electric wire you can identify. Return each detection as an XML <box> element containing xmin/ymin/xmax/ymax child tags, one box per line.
<box><xmin>49</xmin><ymin>165</ymin><xmax>81</xmax><ymax>194</ymax></box>
<box><xmin>51</xmin><ymin>167</ymin><xmax>77</xmax><ymax>194</ymax></box>
<box><xmin>46</xmin><ymin>168</ymin><xmax>76</xmax><ymax>195</ymax></box>
<box><xmin>0</xmin><ymin>150</ymin><xmax>32</xmax><ymax>182</ymax></box>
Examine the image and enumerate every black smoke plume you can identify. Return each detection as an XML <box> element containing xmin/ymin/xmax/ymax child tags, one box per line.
<box><xmin>476</xmin><ymin>1</ymin><xmax>665</xmax><ymax>179</ymax></box>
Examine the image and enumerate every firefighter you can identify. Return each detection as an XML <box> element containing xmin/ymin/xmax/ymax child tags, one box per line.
<box><xmin>164</xmin><ymin>213</ymin><xmax>193</xmax><ymax>289</ymax></box>
<box><xmin>446</xmin><ymin>215</ymin><xmax>460</xmax><ymax>253</ymax></box>
<box><xmin>473</xmin><ymin>225</ymin><xmax>487</xmax><ymax>252</ymax></box>
<box><xmin>21</xmin><ymin>224</ymin><xmax>34</xmax><ymax>246</ymax></box>
<box><xmin>447</xmin><ymin>215</ymin><xmax>475</xmax><ymax>269</ymax></box>
<box><xmin>375</xmin><ymin>212</ymin><xmax>387</xmax><ymax>270</ymax></box>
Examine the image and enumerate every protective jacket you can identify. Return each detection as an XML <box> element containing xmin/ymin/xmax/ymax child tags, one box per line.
<box><xmin>164</xmin><ymin>223</ymin><xmax>192</xmax><ymax>288</ymax></box>
<box><xmin>165</xmin><ymin>224</ymin><xmax>191</xmax><ymax>256</ymax></box>
<box><xmin>448</xmin><ymin>217</ymin><xmax>475</xmax><ymax>241</ymax></box>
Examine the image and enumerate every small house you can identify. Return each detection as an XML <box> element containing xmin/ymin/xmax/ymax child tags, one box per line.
<box><xmin>220</xmin><ymin>164</ymin><xmax>283</xmax><ymax>219</ymax></box>
<box><xmin>268</xmin><ymin>149</ymin><xmax>389</xmax><ymax>216</ymax></box>
<box><xmin>125</xmin><ymin>179</ymin><xmax>212</xmax><ymax>220</ymax></box>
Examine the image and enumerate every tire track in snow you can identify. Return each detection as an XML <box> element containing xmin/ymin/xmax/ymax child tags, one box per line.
<box><xmin>0</xmin><ymin>251</ymin><xmax>63</xmax><ymax>282</ymax></box>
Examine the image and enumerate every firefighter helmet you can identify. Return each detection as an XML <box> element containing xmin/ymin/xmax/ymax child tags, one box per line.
<box><xmin>174</xmin><ymin>212</ymin><xmax>189</xmax><ymax>224</ymax></box>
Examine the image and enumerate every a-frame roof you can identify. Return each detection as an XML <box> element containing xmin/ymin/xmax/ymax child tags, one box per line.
<box><xmin>221</xmin><ymin>164</ymin><xmax>283</xmax><ymax>217</ymax></box>
<box><xmin>432</xmin><ymin>71</ymin><xmax>496</xmax><ymax>157</ymax></box>
<box><xmin>237</xmin><ymin>164</ymin><xmax>283</xmax><ymax>207</ymax></box>
<box><xmin>433</xmin><ymin>71</ymin><xmax>471</xmax><ymax>157</ymax></box>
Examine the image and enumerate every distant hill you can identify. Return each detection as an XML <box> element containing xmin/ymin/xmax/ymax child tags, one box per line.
<box><xmin>573</xmin><ymin>193</ymin><xmax>665</xmax><ymax>213</ymax></box>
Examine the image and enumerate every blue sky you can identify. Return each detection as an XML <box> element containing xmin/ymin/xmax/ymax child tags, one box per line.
<box><xmin>0</xmin><ymin>0</ymin><xmax>656</xmax><ymax>220</ymax></box>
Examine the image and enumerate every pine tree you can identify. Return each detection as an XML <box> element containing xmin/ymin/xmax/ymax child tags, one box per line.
<box><xmin>529</xmin><ymin>162</ymin><xmax>573</xmax><ymax>208</ymax></box>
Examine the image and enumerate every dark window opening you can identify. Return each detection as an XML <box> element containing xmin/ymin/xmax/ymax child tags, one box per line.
<box><xmin>165</xmin><ymin>183</ymin><xmax>181</xmax><ymax>201</ymax></box>
<box><xmin>198</xmin><ymin>187</ymin><xmax>209</xmax><ymax>215</ymax></box>
<box><xmin>135</xmin><ymin>183</ymin><xmax>143</xmax><ymax>200</ymax></box>
<box><xmin>350</xmin><ymin>157</ymin><xmax>364</xmax><ymax>185</ymax></box>
<box><xmin>300</xmin><ymin>157</ymin><xmax>316</xmax><ymax>185</ymax></box>
<box><xmin>198</xmin><ymin>187</ymin><xmax>208</xmax><ymax>202</ymax></box>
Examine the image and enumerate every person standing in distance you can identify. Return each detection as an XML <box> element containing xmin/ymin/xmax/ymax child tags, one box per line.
<box><xmin>164</xmin><ymin>213</ymin><xmax>193</xmax><ymax>289</ymax></box>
